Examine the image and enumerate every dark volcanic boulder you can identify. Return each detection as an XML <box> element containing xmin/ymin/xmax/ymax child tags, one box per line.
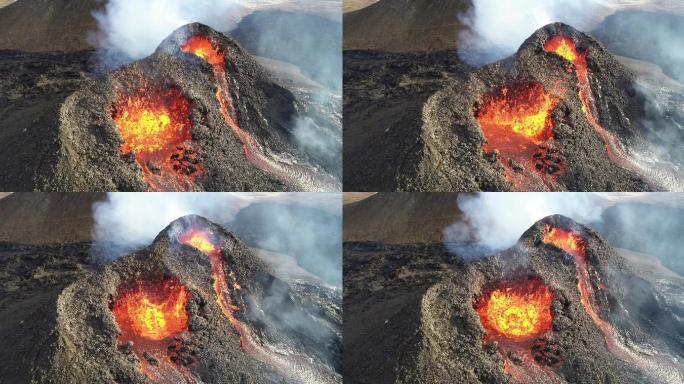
<box><xmin>31</xmin><ymin>215</ymin><xmax>341</xmax><ymax>384</ymax></box>
<box><xmin>344</xmin><ymin>23</ymin><xmax>675</xmax><ymax>191</ymax></box>
<box><xmin>3</xmin><ymin>22</ymin><xmax>338</xmax><ymax>192</ymax></box>
<box><xmin>344</xmin><ymin>215</ymin><xmax>684</xmax><ymax>384</ymax></box>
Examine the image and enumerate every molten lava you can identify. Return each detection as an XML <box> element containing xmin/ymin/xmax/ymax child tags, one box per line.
<box><xmin>544</xmin><ymin>35</ymin><xmax>633</xmax><ymax>172</ymax></box>
<box><xmin>478</xmin><ymin>84</ymin><xmax>556</xmax><ymax>145</ymax></box>
<box><xmin>178</xmin><ymin>228</ymin><xmax>240</xmax><ymax>318</ymax></box>
<box><xmin>112</xmin><ymin>277</ymin><xmax>190</xmax><ymax>341</ymax></box>
<box><xmin>477</xmin><ymin>83</ymin><xmax>563</xmax><ymax>190</ymax></box>
<box><xmin>182</xmin><ymin>36</ymin><xmax>225</xmax><ymax>66</ymax></box>
<box><xmin>181</xmin><ymin>36</ymin><xmax>312</xmax><ymax>190</ymax></box>
<box><xmin>475</xmin><ymin>277</ymin><xmax>554</xmax><ymax>340</ymax></box>
<box><xmin>181</xmin><ymin>36</ymin><xmax>265</xmax><ymax>169</ymax></box>
<box><xmin>112</xmin><ymin>85</ymin><xmax>203</xmax><ymax>191</ymax></box>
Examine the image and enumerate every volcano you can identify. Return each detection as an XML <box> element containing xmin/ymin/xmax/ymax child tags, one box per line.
<box><xmin>344</xmin><ymin>214</ymin><xmax>684</xmax><ymax>383</ymax></box>
<box><xmin>0</xmin><ymin>23</ymin><xmax>339</xmax><ymax>192</ymax></box>
<box><xmin>0</xmin><ymin>215</ymin><xmax>342</xmax><ymax>383</ymax></box>
<box><xmin>344</xmin><ymin>22</ymin><xmax>684</xmax><ymax>191</ymax></box>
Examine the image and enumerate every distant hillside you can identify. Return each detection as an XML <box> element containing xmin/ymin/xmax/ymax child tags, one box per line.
<box><xmin>343</xmin><ymin>0</ymin><xmax>378</xmax><ymax>13</ymax></box>
<box><xmin>0</xmin><ymin>0</ymin><xmax>100</xmax><ymax>52</ymax></box>
<box><xmin>343</xmin><ymin>0</ymin><xmax>471</xmax><ymax>52</ymax></box>
<box><xmin>0</xmin><ymin>192</ymin><xmax>105</xmax><ymax>244</ymax></box>
<box><xmin>344</xmin><ymin>193</ymin><xmax>464</xmax><ymax>244</ymax></box>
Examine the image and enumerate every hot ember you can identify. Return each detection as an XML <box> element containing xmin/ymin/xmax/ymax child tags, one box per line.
<box><xmin>477</xmin><ymin>83</ymin><xmax>563</xmax><ymax>189</ymax></box>
<box><xmin>475</xmin><ymin>277</ymin><xmax>554</xmax><ymax>340</ymax></box>
<box><xmin>112</xmin><ymin>84</ymin><xmax>203</xmax><ymax>191</ymax></box>
<box><xmin>111</xmin><ymin>277</ymin><xmax>190</xmax><ymax>342</ymax></box>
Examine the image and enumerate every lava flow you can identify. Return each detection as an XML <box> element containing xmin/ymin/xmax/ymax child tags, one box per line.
<box><xmin>542</xmin><ymin>226</ymin><xmax>636</xmax><ymax>362</ymax></box>
<box><xmin>112</xmin><ymin>84</ymin><xmax>203</xmax><ymax>191</ymax></box>
<box><xmin>477</xmin><ymin>83</ymin><xmax>563</xmax><ymax>190</ymax></box>
<box><xmin>543</xmin><ymin>35</ymin><xmax>633</xmax><ymax>171</ymax></box>
<box><xmin>474</xmin><ymin>277</ymin><xmax>559</xmax><ymax>383</ymax></box>
<box><xmin>178</xmin><ymin>228</ymin><xmax>241</xmax><ymax>319</ymax></box>
<box><xmin>181</xmin><ymin>35</ymin><xmax>338</xmax><ymax>192</ymax></box>
<box><xmin>111</xmin><ymin>277</ymin><xmax>196</xmax><ymax>383</ymax></box>
<box><xmin>181</xmin><ymin>36</ymin><xmax>279</xmax><ymax>179</ymax></box>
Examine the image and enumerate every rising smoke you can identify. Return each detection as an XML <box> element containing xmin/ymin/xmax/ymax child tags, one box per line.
<box><xmin>458</xmin><ymin>0</ymin><xmax>684</xmax><ymax>65</ymax></box>
<box><xmin>89</xmin><ymin>0</ymin><xmax>242</xmax><ymax>62</ymax></box>
<box><xmin>444</xmin><ymin>192</ymin><xmax>684</xmax><ymax>277</ymax></box>
<box><xmin>91</xmin><ymin>192</ymin><xmax>342</xmax><ymax>286</ymax></box>
<box><xmin>443</xmin><ymin>193</ymin><xmax>606</xmax><ymax>260</ymax></box>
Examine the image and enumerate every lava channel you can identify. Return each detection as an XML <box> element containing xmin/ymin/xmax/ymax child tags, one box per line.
<box><xmin>181</xmin><ymin>35</ymin><xmax>338</xmax><ymax>192</ymax></box>
<box><xmin>543</xmin><ymin>35</ymin><xmax>636</xmax><ymax>173</ymax></box>
<box><xmin>474</xmin><ymin>277</ymin><xmax>560</xmax><ymax>383</ymax></box>
<box><xmin>542</xmin><ymin>225</ymin><xmax>682</xmax><ymax>381</ymax></box>
<box><xmin>111</xmin><ymin>276</ymin><xmax>197</xmax><ymax>383</ymax></box>
<box><xmin>179</xmin><ymin>227</ymin><xmax>338</xmax><ymax>383</ymax></box>
<box><xmin>112</xmin><ymin>84</ymin><xmax>203</xmax><ymax>191</ymax></box>
<box><xmin>476</xmin><ymin>83</ymin><xmax>564</xmax><ymax>191</ymax></box>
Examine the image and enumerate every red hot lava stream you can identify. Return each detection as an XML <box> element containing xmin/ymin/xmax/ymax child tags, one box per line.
<box><xmin>474</xmin><ymin>277</ymin><xmax>561</xmax><ymax>383</ymax></box>
<box><xmin>543</xmin><ymin>226</ymin><xmax>683</xmax><ymax>382</ymax></box>
<box><xmin>543</xmin><ymin>36</ymin><xmax>649</xmax><ymax>177</ymax></box>
<box><xmin>181</xmin><ymin>36</ymin><xmax>337</xmax><ymax>191</ymax></box>
<box><xmin>111</xmin><ymin>277</ymin><xmax>199</xmax><ymax>383</ymax></box>
<box><xmin>179</xmin><ymin>228</ymin><xmax>336</xmax><ymax>384</ymax></box>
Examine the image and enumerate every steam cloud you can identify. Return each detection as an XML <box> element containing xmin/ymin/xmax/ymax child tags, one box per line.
<box><xmin>444</xmin><ymin>192</ymin><xmax>684</xmax><ymax>276</ymax></box>
<box><xmin>458</xmin><ymin>0</ymin><xmax>683</xmax><ymax>65</ymax></box>
<box><xmin>89</xmin><ymin>0</ymin><xmax>242</xmax><ymax>61</ymax></box>
<box><xmin>443</xmin><ymin>193</ymin><xmax>605</xmax><ymax>259</ymax></box>
<box><xmin>91</xmin><ymin>192</ymin><xmax>342</xmax><ymax>286</ymax></box>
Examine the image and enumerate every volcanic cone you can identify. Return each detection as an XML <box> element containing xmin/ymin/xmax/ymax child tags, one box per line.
<box><xmin>25</xmin><ymin>215</ymin><xmax>341</xmax><ymax>384</ymax></box>
<box><xmin>344</xmin><ymin>215</ymin><xmax>684</xmax><ymax>383</ymax></box>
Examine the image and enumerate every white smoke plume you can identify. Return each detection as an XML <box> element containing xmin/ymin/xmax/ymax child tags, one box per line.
<box><xmin>89</xmin><ymin>0</ymin><xmax>243</xmax><ymax>61</ymax></box>
<box><xmin>91</xmin><ymin>192</ymin><xmax>342</xmax><ymax>285</ymax></box>
<box><xmin>443</xmin><ymin>193</ymin><xmax>606</xmax><ymax>258</ymax></box>
<box><xmin>458</xmin><ymin>0</ymin><xmax>683</xmax><ymax>65</ymax></box>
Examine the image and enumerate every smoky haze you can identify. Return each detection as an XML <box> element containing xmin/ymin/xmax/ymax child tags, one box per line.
<box><xmin>91</xmin><ymin>192</ymin><xmax>342</xmax><ymax>286</ymax></box>
<box><xmin>445</xmin><ymin>193</ymin><xmax>684</xmax><ymax>277</ymax></box>
<box><xmin>89</xmin><ymin>0</ymin><xmax>242</xmax><ymax>61</ymax></box>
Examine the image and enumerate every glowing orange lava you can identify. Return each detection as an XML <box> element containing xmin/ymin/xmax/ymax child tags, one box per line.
<box><xmin>182</xmin><ymin>35</ymin><xmax>225</xmax><ymax>65</ymax></box>
<box><xmin>112</xmin><ymin>85</ymin><xmax>203</xmax><ymax>191</ymax></box>
<box><xmin>542</xmin><ymin>225</ymin><xmax>624</xmax><ymax>357</ymax></box>
<box><xmin>181</xmin><ymin>36</ymin><xmax>287</xmax><ymax>185</ymax></box>
<box><xmin>477</xmin><ymin>83</ymin><xmax>562</xmax><ymax>190</ymax></box>
<box><xmin>544</xmin><ymin>35</ymin><xmax>631</xmax><ymax>171</ymax></box>
<box><xmin>179</xmin><ymin>229</ymin><xmax>240</xmax><ymax>319</ymax></box>
<box><xmin>475</xmin><ymin>277</ymin><xmax>554</xmax><ymax>340</ymax></box>
<box><xmin>111</xmin><ymin>277</ymin><xmax>190</xmax><ymax>341</ymax></box>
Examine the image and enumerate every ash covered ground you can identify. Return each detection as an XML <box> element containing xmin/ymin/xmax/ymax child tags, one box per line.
<box><xmin>0</xmin><ymin>195</ymin><xmax>342</xmax><ymax>383</ymax></box>
<box><xmin>344</xmin><ymin>196</ymin><xmax>684</xmax><ymax>383</ymax></box>
<box><xmin>344</xmin><ymin>20</ymin><xmax>684</xmax><ymax>192</ymax></box>
<box><xmin>0</xmin><ymin>12</ymin><xmax>341</xmax><ymax>192</ymax></box>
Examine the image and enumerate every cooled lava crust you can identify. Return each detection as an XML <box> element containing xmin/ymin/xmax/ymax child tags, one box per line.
<box><xmin>32</xmin><ymin>215</ymin><xmax>341</xmax><ymax>384</ymax></box>
<box><xmin>344</xmin><ymin>23</ymin><xmax>656</xmax><ymax>191</ymax></box>
<box><xmin>343</xmin><ymin>215</ymin><xmax>684</xmax><ymax>383</ymax></box>
<box><xmin>24</xmin><ymin>23</ymin><xmax>338</xmax><ymax>192</ymax></box>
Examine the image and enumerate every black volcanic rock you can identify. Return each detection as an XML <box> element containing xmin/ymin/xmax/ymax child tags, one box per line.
<box><xmin>344</xmin><ymin>23</ymin><xmax>668</xmax><ymax>191</ymax></box>
<box><xmin>18</xmin><ymin>215</ymin><xmax>341</xmax><ymax>384</ymax></box>
<box><xmin>0</xmin><ymin>23</ymin><xmax>339</xmax><ymax>192</ymax></box>
<box><xmin>344</xmin><ymin>215</ymin><xmax>684</xmax><ymax>383</ymax></box>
